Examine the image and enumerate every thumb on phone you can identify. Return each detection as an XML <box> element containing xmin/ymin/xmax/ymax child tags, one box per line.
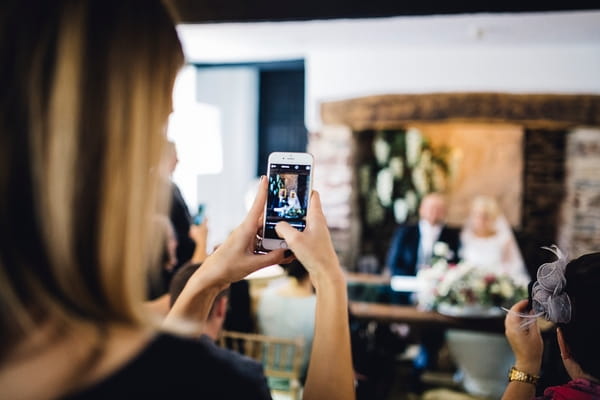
<box><xmin>274</xmin><ymin>221</ymin><xmax>301</xmax><ymax>243</ymax></box>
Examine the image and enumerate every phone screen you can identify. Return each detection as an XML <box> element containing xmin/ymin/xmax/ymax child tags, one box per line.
<box><xmin>264</xmin><ymin>162</ymin><xmax>312</xmax><ymax>240</ymax></box>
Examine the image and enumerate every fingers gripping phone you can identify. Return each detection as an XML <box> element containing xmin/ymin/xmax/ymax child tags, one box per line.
<box><xmin>261</xmin><ymin>152</ymin><xmax>314</xmax><ymax>251</ymax></box>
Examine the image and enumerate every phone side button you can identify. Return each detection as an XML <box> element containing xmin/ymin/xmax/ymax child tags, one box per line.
<box><xmin>280</xmin><ymin>242</ymin><xmax>288</xmax><ymax>249</ymax></box>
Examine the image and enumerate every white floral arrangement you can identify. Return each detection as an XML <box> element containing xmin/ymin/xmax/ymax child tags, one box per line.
<box><xmin>416</xmin><ymin>258</ymin><xmax>528</xmax><ymax>314</ymax></box>
<box><xmin>363</xmin><ymin>128</ymin><xmax>453</xmax><ymax>226</ymax></box>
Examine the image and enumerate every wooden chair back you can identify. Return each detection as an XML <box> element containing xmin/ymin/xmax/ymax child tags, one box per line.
<box><xmin>218</xmin><ymin>330</ymin><xmax>305</xmax><ymax>399</ymax></box>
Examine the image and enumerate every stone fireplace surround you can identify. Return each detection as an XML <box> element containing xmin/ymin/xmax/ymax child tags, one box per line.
<box><xmin>309</xmin><ymin>92</ymin><xmax>600</xmax><ymax>275</ymax></box>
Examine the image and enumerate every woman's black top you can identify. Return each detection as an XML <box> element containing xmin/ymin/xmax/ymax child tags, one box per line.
<box><xmin>64</xmin><ymin>333</ymin><xmax>272</xmax><ymax>400</ymax></box>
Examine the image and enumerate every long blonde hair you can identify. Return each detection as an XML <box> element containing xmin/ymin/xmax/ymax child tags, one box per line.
<box><xmin>0</xmin><ymin>0</ymin><xmax>184</xmax><ymax>361</ymax></box>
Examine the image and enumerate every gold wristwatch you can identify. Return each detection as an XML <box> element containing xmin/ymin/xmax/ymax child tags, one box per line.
<box><xmin>508</xmin><ymin>366</ymin><xmax>539</xmax><ymax>385</ymax></box>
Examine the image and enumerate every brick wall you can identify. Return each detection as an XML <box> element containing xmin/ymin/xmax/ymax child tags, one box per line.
<box><xmin>307</xmin><ymin>125</ymin><xmax>360</xmax><ymax>269</ymax></box>
<box><xmin>558</xmin><ymin>128</ymin><xmax>600</xmax><ymax>258</ymax></box>
<box><xmin>520</xmin><ymin>129</ymin><xmax>567</xmax><ymax>275</ymax></box>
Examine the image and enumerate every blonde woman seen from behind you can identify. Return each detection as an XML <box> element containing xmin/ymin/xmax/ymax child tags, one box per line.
<box><xmin>0</xmin><ymin>2</ymin><xmax>355</xmax><ymax>399</ymax></box>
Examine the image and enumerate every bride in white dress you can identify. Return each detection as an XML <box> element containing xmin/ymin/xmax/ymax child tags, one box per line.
<box><xmin>448</xmin><ymin>196</ymin><xmax>529</xmax><ymax>398</ymax></box>
<box><xmin>459</xmin><ymin>195</ymin><xmax>530</xmax><ymax>286</ymax></box>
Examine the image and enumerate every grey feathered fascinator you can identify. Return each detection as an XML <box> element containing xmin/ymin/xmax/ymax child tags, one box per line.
<box><xmin>504</xmin><ymin>245</ymin><xmax>572</xmax><ymax>329</ymax></box>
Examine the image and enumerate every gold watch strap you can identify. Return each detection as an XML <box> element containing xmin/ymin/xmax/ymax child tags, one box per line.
<box><xmin>508</xmin><ymin>366</ymin><xmax>539</xmax><ymax>385</ymax></box>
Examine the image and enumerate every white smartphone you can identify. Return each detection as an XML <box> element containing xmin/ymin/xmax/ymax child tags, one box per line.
<box><xmin>261</xmin><ymin>152</ymin><xmax>314</xmax><ymax>250</ymax></box>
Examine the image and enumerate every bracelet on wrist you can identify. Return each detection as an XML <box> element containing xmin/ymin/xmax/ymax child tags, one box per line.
<box><xmin>508</xmin><ymin>366</ymin><xmax>539</xmax><ymax>385</ymax></box>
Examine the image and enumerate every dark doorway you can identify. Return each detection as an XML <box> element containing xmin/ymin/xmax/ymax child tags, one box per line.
<box><xmin>257</xmin><ymin>65</ymin><xmax>307</xmax><ymax>176</ymax></box>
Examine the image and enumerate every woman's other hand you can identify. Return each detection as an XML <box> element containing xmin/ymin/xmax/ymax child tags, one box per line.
<box><xmin>189</xmin><ymin>218</ymin><xmax>208</xmax><ymax>245</ymax></box>
<box><xmin>505</xmin><ymin>300</ymin><xmax>543</xmax><ymax>375</ymax></box>
<box><xmin>166</xmin><ymin>176</ymin><xmax>293</xmax><ymax>327</ymax></box>
<box><xmin>189</xmin><ymin>218</ymin><xmax>209</xmax><ymax>263</ymax></box>
<box><xmin>274</xmin><ymin>191</ymin><xmax>344</xmax><ymax>289</ymax></box>
<box><xmin>275</xmin><ymin>191</ymin><xmax>356</xmax><ymax>400</ymax></box>
<box><xmin>181</xmin><ymin>176</ymin><xmax>292</xmax><ymax>291</ymax></box>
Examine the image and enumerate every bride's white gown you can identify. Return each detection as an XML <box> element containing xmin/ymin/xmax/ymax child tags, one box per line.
<box><xmin>459</xmin><ymin>229</ymin><xmax>530</xmax><ymax>286</ymax></box>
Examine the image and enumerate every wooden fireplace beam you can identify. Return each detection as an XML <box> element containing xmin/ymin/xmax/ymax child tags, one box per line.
<box><xmin>320</xmin><ymin>92</ymin><xmax>600</xmax><ymax>131</ymax></box>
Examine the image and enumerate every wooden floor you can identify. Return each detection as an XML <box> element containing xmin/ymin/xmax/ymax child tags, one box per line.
<box><xmin>382</xmin><ymin>353</ymin><xmax>494</xmax><ymax>400</ymax></box>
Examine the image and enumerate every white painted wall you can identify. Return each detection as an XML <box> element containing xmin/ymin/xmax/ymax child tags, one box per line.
<box><xmin>195</xmin><ymin>67</ymin><xmax>259</xmax><ymax>249</ymax></box>
<box><xmin>169</xmin><ymin>66</ymin><xmax>224</xmax><ymax>212</ymax></box>
<box><xmin>171</xmin><ymin>67</ymin><xmax>259</xmax><ymax>249</ymax></box>
<box><xmin>177</xmin><ymin>10</ymin><xmax>600</xmax><ymax>131</ymax></box>
<box><xmin>306</xmin><ymin>44</ymin><xmax>600</xmax><ymax>129</ymax></box>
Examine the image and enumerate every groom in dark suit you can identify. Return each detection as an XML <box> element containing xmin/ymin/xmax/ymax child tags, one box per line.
<box><xmin>386</xmin><ymin>192</ymin><xmax>460</xmax><ymax>279</ymax></box>
<box><xmin>385</xmin><ymin>192</ymin><xmax>461</xmax><ymax>382</ymax></box>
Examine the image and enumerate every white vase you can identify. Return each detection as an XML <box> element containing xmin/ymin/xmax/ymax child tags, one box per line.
<box><xmin>446</xmin><ymin>329</ymin><xmax>514</xmax><ymax>399</ymax></box>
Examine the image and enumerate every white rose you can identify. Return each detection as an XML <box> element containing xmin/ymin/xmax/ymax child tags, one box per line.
<box><xmin>490</xmin><ymin>283</ymin><xmax>501</xmax><ymax>295</ymax></box>
<box><xmin>376</xmin><ymin>168</ymin><xmax>393</xmax><ymax>206</ymax></box>
<box><xmin>437</xmin><ymin>279</ymin><xmax>451</xmax><ymax>297</ymax></box>
<box><xmin>405</xmin><ymin>128</ymin><xmax>423</xmax><ymax>167</ymax></box>
<box><xmin>500</xmin><ymin>280</ymin><xmax>515</xmax><ymax>299</ymax></box>
<box><xmin>405</xmin><ymin>190</ymin><xmax>417</xmax><ymax>213</ymax></box>
<box><xmin>373</xmin><ymin>135</ymin><xmax>391</xmax><ymax>166</ymax></box>
<box><xmin>393</xmin><ymin>198</ymin><xmax>408</xmax><ymax>223</ymax></box>
<box><xmin>472</xmin><ymin>279</ymin><xmax>486</xmax><ymax>293</ymax></box>
<box><xmin>433</xmin><ymin>241</ymin><xmax>450</xmax><ymax>258</ymax></box>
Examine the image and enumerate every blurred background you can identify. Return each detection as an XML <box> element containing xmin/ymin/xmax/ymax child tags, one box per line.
<box><xmin>165</xmin><ymin>1</ymin><xmax>600</xmax><ymax>271</ymax></box>
<box><xmin>162</xmin><ymin>2</ymin><xmax>600</xmax><ymax>399</ymax></box>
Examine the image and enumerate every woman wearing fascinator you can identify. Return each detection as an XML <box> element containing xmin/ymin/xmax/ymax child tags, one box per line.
<box><xmin>502</xmin><ymin>247</ymin><xmax>600</xmax><ymax>400</ymax></box>
<box><xmin>460</xmin><ymin>195</ymin><xmax>530</xmax><ymax>285</ymax></box>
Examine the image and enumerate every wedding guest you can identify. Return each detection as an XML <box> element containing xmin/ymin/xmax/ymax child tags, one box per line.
<box><xmin>167</xmin><ymin>140</ymin><xmax>197</xmax><ymax>275</ymax></box>
<box><xmin>146</xmin><ymin>215</ymin><xmax>179</xmax><ymax>301</ymax></box>
<box><xmin>169</xmin><ymin>262</ymin><xmax>272</xmax><ymax>398</ymax></box>
<box><xmin>0</xmin><ymin>2</ymin><xmax>355</xmax><ymax>399</ymax></box>
<box><xmin>170</xmin><ymin>263</ymin><xmax>228</xmax><ymax>338</ymax></box>
<box><xmin>460</xmin><ymin>195</ymin><xmax>530</xmax><ymax>285</ymax></box>
<box><xmin>257</xmin><ymin>260</ymin><xmax>316</xmax><ymax>385</ymax></box>
<box><xmin>502</xmin><ymin>248</ymin><xmax>600</xmax><ymax>400</ymax></box>
<box><xmin>145</xmin><ymin>215</ymin><xmax>209</xmax><ymax>317</ymax></box>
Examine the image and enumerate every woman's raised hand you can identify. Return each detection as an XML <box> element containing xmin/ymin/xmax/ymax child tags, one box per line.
<box><xmin>166</xmin><ymin>177</ymin><xmax>292</xmax><ymax>325</ymax></box>
<box><xmin>504</xmin><ymin>300</ymin><xmax>543</xmax><ymax>375</ymax></box>
<box><xmin>275</xmin><ymin>190</ymin><xmax>355</xmax><ymax>400</ymax></box>
<box><xmin>275</xmin><ymin>190</ymin><xmax>344</xmax><ymax>289</ymax></box>
<box><xmin>196</xmin><ymin>176</ymin><xmax>293</xmax><ymax>288</ymax></box>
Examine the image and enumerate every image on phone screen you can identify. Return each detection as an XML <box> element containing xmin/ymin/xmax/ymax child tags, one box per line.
<box><xmin>264</xmin><ymin>163</ymin><xmax>311</xmax><ymax>240</ymax></box>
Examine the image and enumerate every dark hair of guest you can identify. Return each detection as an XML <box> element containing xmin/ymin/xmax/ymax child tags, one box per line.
<box><xmin>282</xmin><ymin>259</ymin><xmax>309</xmax><ymax>281</ymax></box>
<box><xmin>169</xmin><ymin>263</ymin><xmax>229</xmax><ymax>317</ymax></box>
<box><xmin>559</xmin><ymin>252</ymin><xmax>600</xmax><ymax>379</ymax></box>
